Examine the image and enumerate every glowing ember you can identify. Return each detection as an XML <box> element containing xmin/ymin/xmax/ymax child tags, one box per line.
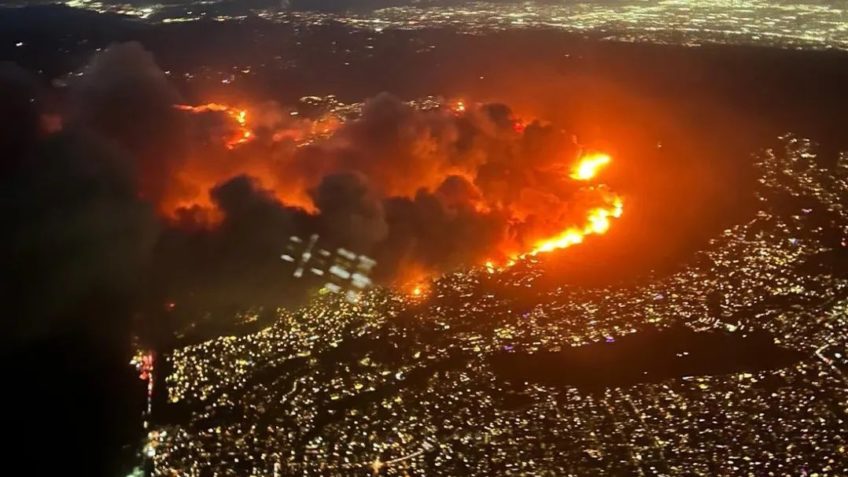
<box><xmin>405</xmin><ymin>280</ymin><xmax>432</xmax><ymax>298</ymax></box>
<box><xmin>174</xmin><ymin>103</ymin><xmax>254</xmax><ymax>149</ymax></box>
<box><xmin>570</xmin><ymin>152</ymin><xmax>612</xmax><ymax>181</ymax></box>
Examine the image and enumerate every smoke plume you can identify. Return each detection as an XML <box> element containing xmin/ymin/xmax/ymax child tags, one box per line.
<box><xmin>3</xmin><ymin>42</ymin><xmax>621</xmax><ymax>332</ymax></box>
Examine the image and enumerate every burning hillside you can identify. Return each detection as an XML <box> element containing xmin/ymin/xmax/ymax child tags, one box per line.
<box><xmin>174</xmin><ymin>103</ymin><xmax>253</xmax><ymax>149</ymax></box>
<box><xmin>168</xmin><ymin>95</ymin><xmax>624</xmax><ymax>282</ymax></box>
<box><xmin>3</xmin><ymin>42</ymin><xmax>628</xmax><ymax>314</ymax></box>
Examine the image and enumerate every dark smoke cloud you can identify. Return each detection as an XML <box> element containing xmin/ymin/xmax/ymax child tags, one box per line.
<box><xmin>282</xmin><ymin>93</ymin><xmax>577</xmax><ymax>208</ymax></box>
<box><xmin>1</xmin><ymin>54</ymin><xmax>158</xmax><ymax>348</ymax></box>
<box><xmin>1</xmin><ymin>46</ymin><xmax>162</xmax><ymax>477</ymax></box>
<box><xmin>0</xmin><ymin>62</ymin><xmax>41</xmax><ymax>172</ymax></box>
<box><xmin>3</xmin><ymin>42</ymin><xmax>595</xmax><ymax>346</ymax></box>
<box><xmin>3</xmin><ymin>130</ymin><xmax>158</xmax><ymax>345</ymax></box>
<box><xmin>68</xmin><ymin>41</ymin><xmax>188</xmax><ymax>203</ymax></box>
<box><xmin>156</xmin><ymin>91</ymin><xmax>589</xmax><ymax>292</ymax></box>
<box><xmin>286</xmin><ymin>92</ymin><xmax>465</xmax><ymax>198</ymax></box>
<box><xmin>436</xmin><ymin>174</ymin><xmax>483</xmax><ymax>210</ymax></box>
<box><xmin>376</xmin><ymin>185</ymin><xmax>509</xmax><ymax>281</ymax></box>
<box><xmin>152</xmin><ymin>176</ymin><xmax>315</xmax><ymax>315</ymax></box>
<box><xmin>309</xmin><ymin>172</ymin><xmax>389</xmax><ymax>251</ymax></box>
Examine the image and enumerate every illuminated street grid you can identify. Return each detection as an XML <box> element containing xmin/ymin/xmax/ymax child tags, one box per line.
<box><xmin>53</xmin><ymin>1</ymin><xmax>848</xmax><ymax>51</ymax></box>
<box><xmin>152</xmin><ymin>133</ymin><xmax>848</xmax><ymax>475</ymax></box>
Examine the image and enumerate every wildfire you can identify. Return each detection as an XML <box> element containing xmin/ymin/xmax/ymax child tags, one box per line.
<box><xmin>490</xmin><ymin>151</ymin><xmax>623</xmax><ymax>267</ymax></box>
<box><xmin>174</xmin><ymin>103</ymin><xmax>254</xmax><ymax>149</ymax></box>
<box><xmin>528</xmin><ymin>195</ymin><xmax>623</xmax><ymax>256</ymax></box>
<box><xmin>570</xmin><ymin>152</ymin><xmax>611</xmax><ymax>181</ymax></box>
<box><xmin>406</xmin><ymin>281</ymin><xmax>433</xmax><ymax>299</ymax></box>
<box><xmin>450</xmin><ymin>100</ymin><xmax>467</xmax><ymax>114</ymax></box>
<box><xmin>166</xmin><ymin>97</ymin><xmax>624</xmax><ymax>282</ymax></box>
<box><xmin>525</xmin><ymin>151</ymin><xmax>622</xmax><ymax>256</ymax></box>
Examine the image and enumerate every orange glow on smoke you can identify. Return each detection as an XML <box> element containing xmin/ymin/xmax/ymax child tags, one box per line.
<box><xmin>570</xmin><ymin>152</ymin><xmax>611</xmax><ymax>181</ymax></box>
<box><xmin>493</xmin><ymin>152</ymin><xmax>623</xmax><ymax>266</ymax></box>
<box><xmin>450</xmin><ymin>100</ymin><xmax>466</xmax><ymax>114</ymax></box>
<box><xmin>175</xmin><ymin>103</ymin><xmax>255</xmax><ymax>149</ymax></box>
<box><xmin>404</xmin><ymin>280</ymin><xmax>430</xmax><ymax>299</ymax></box>
<box><xmin>165</xmin><ymin>99</ymin><xmax>624</xmax><ymax>276</ymax></box>
<box><xmin>163</xmin><ymin>102</ymin><xmax>326</xmax><ymax>221</ymax></box>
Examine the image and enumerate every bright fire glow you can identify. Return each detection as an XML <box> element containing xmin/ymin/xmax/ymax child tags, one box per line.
<box><xmin>175</xmin><ymin>103</ymin><xmax>254</xmax><ymax>149</ymax></box>
<box><xmin>528</xmin><ymin>195</ymin><xmax>623</xmax><ymax>256</ymax></box>
<box><xmin>408</xmin><ymin>282</ymin><xmax>433</xmax><ymax>298</ymax></box>
<box><xmin>570</xmin><ymin>152</ymin><xmax>611</xmax><ymax>181</ymax></box>
<box><xmin>404</xmin><ymin>280</ymin><xmax>432</xmax><ymax>299</ymax></box>
<box><xmin>492</xmin><ymin>152</ymin><xmax>623</xmax><ymax>266</ymax></box>
<box><xmin>450</xmin><ymin>100</ymin><xmax>466</xmax><ymax>114</ymax></box>
<box><xmin>168</xmin><ymin>98</ymin><xmax>624</xmax><ymax>280</ymax></box>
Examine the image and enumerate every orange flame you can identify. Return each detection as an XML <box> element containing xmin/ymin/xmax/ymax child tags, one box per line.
<box><xmin>526</xmin><ymin>151</ymin><xmax>622</xmax><ymax>257</ymax></box>
<box><xmin>450</xmin><ymin>100</ymin><xmax>466</xmax><ymax>115</ymax></box>
<box><xmin>490</xmin><ymin>152</ymin><xmax>623</xmax><ymax>267</ymax></box>
<box><xmin>404</xmin><ymin>281</ymin><xmax>432</xmax><ymax>299</ymax></box>
<box><xmin>175</xmin><ymin>103</ymin><xmax>254</xmax><ymax>149</ymax></box>
<box><xmin>527</xmin><ymin>195</ymin><xmax>623</xmax><ymax>256</ymax></box>
<box><xmin>570</xmin><ymin>152</ymin><xmax>611</xmax><ymax>181</ymax></box>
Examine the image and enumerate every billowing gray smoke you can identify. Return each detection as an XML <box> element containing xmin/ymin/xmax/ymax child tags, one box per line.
<box><xmin>309</xmin><ymin>172</ymin><xmax>389</xmax><ymax>251</ymax></box>
<box><xmin>68</xmin><ymin>42</ymin><xmax>188</xmax><ymax>203</ymax></box>
<box><xmin>1</xmin><ymin>55</ymin><xmax>158</xmax><ymax>349</ymax></box>
<box><xmin>1</xmin><ymin>48</ymin><xmax>160</xmax><ymax>477</ymax></box>
<box><xmin>2</xmin><ymin>43</ymin><xmax>592</xmax><ymax>341</ymax></box>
